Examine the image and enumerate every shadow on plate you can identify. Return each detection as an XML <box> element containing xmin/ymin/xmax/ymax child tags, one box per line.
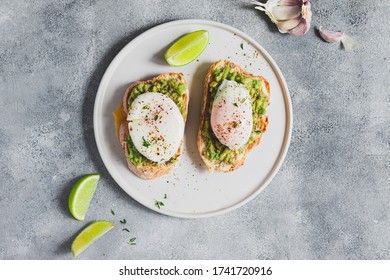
<box><xmin>184</xmin><ymin>62</ymin><xmax>212</xmax><ymax>172</ymax></box>
<box><xmin>151</xmin><ymin>42</ymin><xmax>170</xmax><ymax>66</ymax></box>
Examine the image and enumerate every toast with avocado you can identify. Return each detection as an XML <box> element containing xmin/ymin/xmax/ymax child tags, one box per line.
<box><xmin>116</xmin><ymin>73</ymin><xmax>189</xmax><ymax>180</ymax></box>
<box><xmin>197</xmin><ymin>60</ymin><xmax>270</xmax><ymax>172</ymax></box>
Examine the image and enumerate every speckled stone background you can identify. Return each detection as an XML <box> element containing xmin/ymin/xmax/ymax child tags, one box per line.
<box><xmin>1</xmin><ymin>0</ymin><xmax>389</xmax><ymax>260</ymax></box>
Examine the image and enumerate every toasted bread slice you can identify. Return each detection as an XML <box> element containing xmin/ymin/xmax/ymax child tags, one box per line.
<box><xmin>197</xmin><ymin>60</ymin><xmax>270</xmax><ymax>172</ymax></box>
<box><xmin>117</xmin><ymin>73</ymin><xmax>188</xmax><ymax>180</ymax></box>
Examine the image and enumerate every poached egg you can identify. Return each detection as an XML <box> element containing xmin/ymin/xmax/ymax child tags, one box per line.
<box><xmin>210</xmin><ymin>79</ymin><xmax>252</xmax><ymax>150</ymax></box>
<box><xmin>127</xmin><ymin>92</ymin><xmax>184</xmax><ymax>163</ymax></box>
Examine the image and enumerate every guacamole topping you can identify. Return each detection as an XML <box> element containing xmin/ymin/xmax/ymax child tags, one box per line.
<box><xmin>202</xmin><ymin>66</ymin><xmax>268</xmax><ymax>164</ymax></box>
<box><xmin>126</xmin><ymin>78</ymin><xmax>186</xmax><ymax>167</ymax></box>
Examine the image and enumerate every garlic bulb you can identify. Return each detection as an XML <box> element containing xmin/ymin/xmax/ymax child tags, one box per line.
<box><xmin>252</xmin><ymin>0</ymin><xmax>312</xmax><ymax>36</ymax></box>
<box><xmin>318</xmin><ymin>26</ymin><xmax>357</xmax><ymax>50</ymax></box>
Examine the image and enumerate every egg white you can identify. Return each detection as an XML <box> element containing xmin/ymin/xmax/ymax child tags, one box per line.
<box><xmin>127</xmin><ymin>92</ymin><xmax>184</xmax><ymax>163</ymax></box>
<box><xmin>211</xmin><ymin>79</ymin><xmax>253</xmax><ymax>150</ymax></box>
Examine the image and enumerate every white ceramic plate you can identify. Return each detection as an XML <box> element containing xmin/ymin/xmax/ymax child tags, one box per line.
<box><xmin>94</xmin><ymin>19</ymin><xmax>292</xmax><ymax>218</ymax></box>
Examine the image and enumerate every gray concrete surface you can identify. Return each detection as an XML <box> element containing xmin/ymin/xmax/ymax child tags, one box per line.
<box><xmin>1</xmin><ymin>0</ymin><xmax>389</xmax><ymax>259</ymax></box>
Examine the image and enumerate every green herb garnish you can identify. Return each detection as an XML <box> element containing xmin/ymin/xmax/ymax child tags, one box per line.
<box><xmin>240</xmin><ymin>43</ymin><xmax>244</xmax><ymax>50</ymax></box>
<box><xmin>255</xmin><ymin>131</ymin><xmax>261</xmax><ymax>134</ymax></box>
<box><xmin>233</xmin><ymin>102</ymin><xmax>238</xmax><ymax>107</ymax></box>
<box><xmin>155</xmin><ymin>200</ymin><xmax>165</xmax><ymax>209</ymax></box>
<box><xmin>241</xmin><ymin>98</ymin><xmax>246</xmax><ymax>103</ymax></box>
<box><xmin>154</xmin><ymin>115</ymin><xmax>159</xmax><ymax>121</ymax></box>
<box><xmin>164</xmin><ymin>194</ymin><xmax>168</xmax><ymax>199</ymax></box>
<box><xmin>122</xmin><ymin>228</ymin><xmax>130</xmax><ymax>232</ymax></box>
<box><xmin>120</xmin><ymin>219</ymin><xmax>127</xmax><ymax>224</ymax></box>
<box><xmin>142</xmin><ymin>136</ymin><xmax>151</xmax><ymax>148</ymax></box>
<box><xmin>111</xmin><ymin>209</ymin><xmax>115</xmax><ymax>216</ymax></box>
<box><xmin>233</xmin><ymin>122</ymin><xmax>238</xmax><ymax>128</ymax></box>
<box><xmin>129</xmin><ymin>237</ymin><xmax>137</xmax><ymax>245</ymax></box>
<box><xmin>142</xmin><ymin>105</ymin><xmax>148</xmax><ymax>110</ymax></box>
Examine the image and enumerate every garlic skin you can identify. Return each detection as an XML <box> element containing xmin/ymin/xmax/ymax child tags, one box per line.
<box><xmin>252</xmin><ymin>0</ymin><xmax>312</xmax><ymax>36</ymax></box>
<box><xmin>341</xmin><ymin>35</ymin><xmax>357</xmax><ymax>51</ymax></box>
<box><xmin>318</xmin><ymin>26</ymin><xmax>357</xmax><ymax>50</ymax></box>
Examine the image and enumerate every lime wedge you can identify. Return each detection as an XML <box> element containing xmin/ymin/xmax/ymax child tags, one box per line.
<box><xmin>71</xmin><ymin>220</ymin><xmax>114</xmax><ymax>257</ymax></box>
<box><xmin>164</xmin><ymin>30</ymin><xmax>209</xmax><ymax>66</ymax></box>
<box><xmin>68</xmin><ymin>174</ymin><xmax>100</xmax><ymax>221</ymax></box>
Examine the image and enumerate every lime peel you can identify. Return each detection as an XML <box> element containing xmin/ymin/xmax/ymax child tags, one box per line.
<box><xmin>68</xmin><ymin>174</ymin><xmax>100</xmax><ymax>221</ymax></box>
<box><xmin>71</xmin><ymin>220</ymin><xmax>114</xmax><ymax>257</ymax></box>
<box><xmin>164</xmin><ymin>30</ymin><xmax>209</xmax><ymax>66</ymax></box>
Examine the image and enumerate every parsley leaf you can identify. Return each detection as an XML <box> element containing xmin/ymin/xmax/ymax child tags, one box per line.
<box><xmin>233</xmin><ymin>122</ymin><xmax>238</xmax><ymax>128</ymax></box>
<box><xmin>155</xmin><ymin>200</ymin><xmax>165</xmax><ymax>209</ymax></box>
<box><xmin>122</xmin><ymin>228</ymin><xmax>130</xmax><ymax>232</ymax></box>
<box><xmin>154</xmin><ymin>115</ymin><xmax>159</xmax><ymax>121</ymax></box>
<box><xmin>241</xmin><ymin>98</ymin><xmax>246</xmax><ymax>103</ymax></box>
<box><xmin>111</xmin><ymin>209</ymin><xmax>115</xmax><ymax>216</ymax></box>
<box><xmin>120</xmin><ymin>219</ymin><xmax>127</xmax><ymax>224</ymax></box>
<box><xmin>128</xmin><ymin>237</ymin><xmax>137</xmax><ymax>246</ymax></box>
<box><xmin>233</xmin><ymin>102</ymin><xmax>238</xmax><ymax>107</ymax></box>
<box><xmin>142</xmin><ymin>136</ymin><xmax>151</xmax><ymax>148</ymax></box>
<box><xmin>240</xmin><ymin>43</ymin><xmax>244</xmax><ymax>50</ymax></box>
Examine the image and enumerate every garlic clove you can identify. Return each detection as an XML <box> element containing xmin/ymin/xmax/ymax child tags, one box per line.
<box><xmin>289</xmin><ymin>2</ymin><xmax>312</xmax><ymax>36</ymax></box>
<box><xmin>278</xmin><ymin>0</ymin><xmax>302</xmax><ymax>6</ymax></box>
<box><xmin>272</xmin><ymin>5</ymin><xmax>301</xmax><ymax>21</ymax></box>
<box><xmin>318</xmin><ymin>26</ymin><xmax>345</xmax><ymax>43</ymax></box>
<box><xmin>276</xmin><ymin>15</ymin><xmax>302</xmax><ymax>32</ymax></box>
<box><xmin>288</xmin><ymin>17</ymin><xmax>310</xmax><ymax>36</ymax></box>
<box><xmin>318</xmin><ymin>26</ymin><xmax>357</xmax><ymax>50</ymax></box>
<box><xmin>301</xmin><ymin>1</ymin><xmax>312</xmax><ymax>23</ymax></box>
<box><xmin>253</xmin><ymin>0</ymin><xmax>312</xmax><ymax>36</ymax></box>
<box><xmin>341</xmin><ymin>35</ymin><xmax>357</xmax><ymax>51</ymax></box>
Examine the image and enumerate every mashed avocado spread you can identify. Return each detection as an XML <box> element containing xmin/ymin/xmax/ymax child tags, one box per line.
<box><xmin>203</xmin><ymin>66</ymin><xmax>268</xmax><ymax>164</ymax></box>
<box><xmin>126</xmin><ymin>79</ymin><xmax>186</xmax><ymax>167</ymax></box>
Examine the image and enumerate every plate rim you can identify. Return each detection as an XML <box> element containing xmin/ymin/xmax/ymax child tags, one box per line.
<box><xmin>93</xmin><ymin>19</ymin><xmax>293</xmax><ymax>218</ymax></box>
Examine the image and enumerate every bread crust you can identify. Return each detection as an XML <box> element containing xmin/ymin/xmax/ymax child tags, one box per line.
<box><xmin>197</xmin><ymin>60</ymin><xmax>270</xmax><ymax>172</ymax></box>
<box><xmin>118</xmin><ymin>73</ymin><xmax>188</xmax><ymax>180</ymax></box>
